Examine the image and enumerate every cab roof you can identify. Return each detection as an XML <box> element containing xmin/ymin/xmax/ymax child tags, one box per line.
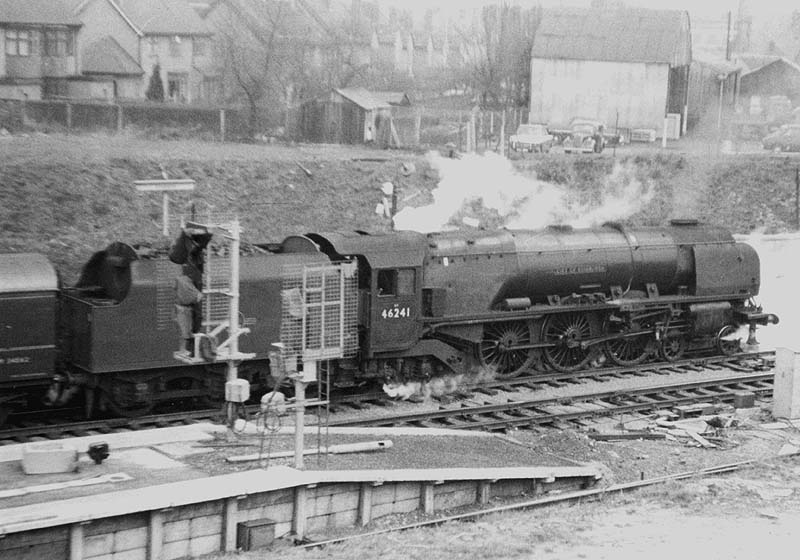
<box><xmin>0</xmin><ymin>253</ymin><xmax>58</xmax><ymax>294</ymax></box>
<box><xmin>286</xmin><ymin>231</ymin><xmax>427</xmax><ymax>269</ymax></box>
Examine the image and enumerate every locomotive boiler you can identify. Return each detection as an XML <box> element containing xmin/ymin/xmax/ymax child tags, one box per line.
<box><xmin>281</xmin><ymin>219</ymin><xmax>776</xmax><ymax>381</ymax></box>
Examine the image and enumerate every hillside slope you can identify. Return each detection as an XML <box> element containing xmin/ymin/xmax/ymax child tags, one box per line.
<box><xmin>1</xmin><ymin>133</ymin><xmax>796</xmax><ymax>282</ymax></box>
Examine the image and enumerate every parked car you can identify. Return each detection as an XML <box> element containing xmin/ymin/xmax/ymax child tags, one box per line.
<box><xmin>762</xmin><ymin>124</ymin><xmax>800</xmax><ymax>152</ymax></box>
<box><xmin>563</xmin><ymin>119</ymin><xmax>606</xmax><ymax>154</ymax></box>
<box><xmin>509</xmin><ymin>124</ymin><xmax>554</xmax><ymax>153</ymax></box>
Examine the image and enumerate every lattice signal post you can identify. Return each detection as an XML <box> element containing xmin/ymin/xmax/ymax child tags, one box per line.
<box><xmin>173</xmin><ymin>218</ymin><xmax>255</xmax><ymax>430</ymax></box>
<box><xmin>279</xmin><ymin>262</ymin><xmax>358</xmax><ymax>468</ymax></box>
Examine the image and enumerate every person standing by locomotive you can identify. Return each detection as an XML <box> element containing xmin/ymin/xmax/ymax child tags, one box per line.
<box><xmin>170</xmin><ymin>229</ymin><xmax>210</xmax><ymax>355</ymax></box>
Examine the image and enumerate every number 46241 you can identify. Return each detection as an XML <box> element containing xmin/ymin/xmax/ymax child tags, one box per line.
<box><xmin>381</xmin><ymin>307</ymin><xmax>410</xmax><ymax>319</ymax></box>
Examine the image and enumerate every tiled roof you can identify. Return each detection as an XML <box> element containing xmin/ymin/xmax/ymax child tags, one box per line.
<box><xmin>216</xmin><ymin>0</ymin><xmax>329</xmax><ymax>42</ymax></box>
<box><xmin>116</xmin><ymin>0</ymin><xmax>212</xmax><ymax>35</ymax></box>
<box><xmin>82</xmin><ymin>35</ymin><xmax>144</xmax><ymax>75</ymax></box>
<box><xmin>0</xmin><ymin>0</ymin><xmax>82</xmax><ymax>26</ymax></box>
<box><xmin>532</xmin><ymin>7</ymin><xmax>690</xmax><ymax>66</ymax></box>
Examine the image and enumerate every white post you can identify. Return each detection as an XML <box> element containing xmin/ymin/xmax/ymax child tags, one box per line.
<box><xmin>226</xmin><ymin>219</ymin><xmax>241</xmax><ymax>431</ymax></box>
<box><xmin>662</xmin><ymin>117</ymin><xmax>668</xmax><ymax>148</ymax></box>
<box><xmin>294</xmin><ymin>377</ymin><xmax>306</xmax><ymax>469</ymax></box>
<box><xmin>500</xmin><ymin>111</ymin><xmax>506</xmax><ymax>156</ymax></box>
<box><xmin>162</xmin><ymin>193</ymin><xmax>169</xmax><ymax>237</ymax></box>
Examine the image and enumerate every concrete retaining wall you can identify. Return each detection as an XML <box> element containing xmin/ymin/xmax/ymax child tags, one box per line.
<box><xmin>0</xmin><ymin>466</ymin><xmax>600</xmax><ymax>559</ymax></box>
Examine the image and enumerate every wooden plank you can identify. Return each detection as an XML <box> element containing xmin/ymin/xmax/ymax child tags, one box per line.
<box><xmin>588</xmin><ymin>432</ymin><xmax>666</xmax><ymax>441</ymax></box>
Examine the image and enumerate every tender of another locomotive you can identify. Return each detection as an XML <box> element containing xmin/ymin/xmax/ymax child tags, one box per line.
<box><xmin>0</xmin><ymin>219</ymin><xmax>778</xmax><ymax>419</ymax></box>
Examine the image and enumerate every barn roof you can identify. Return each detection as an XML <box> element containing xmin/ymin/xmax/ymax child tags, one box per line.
<box><xmin>532</xmin><ymin>7</ymin><xmax>691</xmax><ymax>66</ymax></box>
<box><xmin>0</xmin><ymin>0</ymin><xmax>82</xmax><ymax>26</ymax></box>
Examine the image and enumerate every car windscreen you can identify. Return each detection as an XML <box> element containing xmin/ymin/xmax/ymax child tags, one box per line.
<box><xmin>572</xmin><ymin>124</ymin><xmax>595</xmax><ymax>134</ymax></box>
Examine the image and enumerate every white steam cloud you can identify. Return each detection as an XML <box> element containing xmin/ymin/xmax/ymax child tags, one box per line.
<box><xmin>393</xmin><ymin>152</ymin><xmax>653</xmax><ymax>233</ymax></box>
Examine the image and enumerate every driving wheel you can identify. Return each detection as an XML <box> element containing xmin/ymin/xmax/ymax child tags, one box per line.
<box><xmin>542</xmin><ymin>312</ymin><xmax>595</xmax><ymax>372</ymax></box>
<box><xmin>479</xmin><ymin>321</ymin><xmax>536</xmax><ymax>379</ymax></box>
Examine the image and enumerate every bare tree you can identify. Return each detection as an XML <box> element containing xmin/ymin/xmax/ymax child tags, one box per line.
<box><xmin>455</xmin><ymin>3</ymin><xmax>541</xmax><ymax>109</ymax></box>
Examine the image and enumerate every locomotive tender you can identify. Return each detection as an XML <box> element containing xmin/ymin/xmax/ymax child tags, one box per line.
<box><xmin>0</xmin><ymin>220</ymin><xmax>777</xmax><ymax>418</ymax></box>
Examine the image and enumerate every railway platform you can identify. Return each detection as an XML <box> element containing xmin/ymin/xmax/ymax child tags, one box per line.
<box><xmin>0</xmin><ymin>423</ymin><xmax>602</xmax><ymax>560</ymax></box>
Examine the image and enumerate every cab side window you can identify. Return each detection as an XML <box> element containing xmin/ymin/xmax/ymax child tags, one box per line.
<box><xmin>377</xmin><ymin>268</ymin><xmax>416</xmax><ymax>296</ymax></box>
<box><xmin>377</xmin><ymin>269</ymin><xmax>397</xmax><ymax>296</ymax></box>
<box><xmin>397</xmin><ymin>269</ymin><xmax>415</xmax><ymax>295</ymax></box>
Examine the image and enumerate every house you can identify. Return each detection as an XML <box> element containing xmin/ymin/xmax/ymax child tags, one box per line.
<box><xmin>529</xmin><ymin>7</ymin><xmax>692</xmax><ymax>136</ymax></box>
<box><xmin>66</xmin><ymin>0</ymin><xmax>215</xmax><ymax>102</ymax></box>
<box><xmin>301</xmin><ymin>87</ymin><xmax>392</xmax><ymax>144</ymax></box>
<box><xmin>0</xmin><ymin>0</ymin><xmax>83</xmax><ymax>100</ymax></box>
<box><xmin>203</xmin><ymin>0</ymin><xmax>335</xmax><ymax>107</ymax></box>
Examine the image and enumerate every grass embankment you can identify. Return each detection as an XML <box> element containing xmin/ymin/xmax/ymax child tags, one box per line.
<box><xmin>1</xmin><ymin>134</ymin><xmax>797</xmax><ymax>282</ymax></box>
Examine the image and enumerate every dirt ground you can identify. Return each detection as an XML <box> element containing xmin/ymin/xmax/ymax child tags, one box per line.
<box><xmin>196</xmin><ymin>404</ymin><xmax>800</xmax><ymax>560</ymax></box>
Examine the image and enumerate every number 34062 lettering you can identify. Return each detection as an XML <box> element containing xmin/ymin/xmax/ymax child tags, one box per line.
<box><xmin>381</xmin><ymin>307</ymin><xmax>410</xmax><ymax>319</ymax></box>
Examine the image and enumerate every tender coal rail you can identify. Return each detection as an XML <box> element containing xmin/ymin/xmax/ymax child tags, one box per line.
<box><xmin>329</xmin><ymin>372</ymin><xmax>773</xmax><ymax>431</ymax></box>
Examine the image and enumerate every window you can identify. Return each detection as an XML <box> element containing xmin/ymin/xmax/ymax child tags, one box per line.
<box><xmin>169</xmin><ymin>36</ymin><xmax>182</xmax><ymax>57</ymax></box>
<box><xmin>193</xmin><ymin>37</ymin><xmax>207</xmax><ymax>57</ymax></box>
<box><xmin>5</xmin><ymin>29</ymin><xmax>31</xmax><ymax>56</ymax></box>
<box><xmin>377</xmin><ymin>269</ymin><xmax>416</xmax><ymax>297</ymax></box>
<box><xmin>167</xmin><ymin>72</ymin><xmax>188</xmax><ymax>102</ymax></box>
<box><xmin>44</xmin><ymin>29</ymin><xmax>74</xmax><ymax>57</ymax></box>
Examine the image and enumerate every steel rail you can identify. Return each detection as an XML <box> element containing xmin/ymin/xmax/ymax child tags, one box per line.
<box><xmin>330</xmin><ymin>372</ymin><xmax>773</xmax><ymax>429</ymax></box>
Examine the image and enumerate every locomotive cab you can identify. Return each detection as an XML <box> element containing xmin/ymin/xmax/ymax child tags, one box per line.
<box><xmin>285</xmin><ymin>232</ymin><xmax>426</xmax><ymax>357</ymax></box>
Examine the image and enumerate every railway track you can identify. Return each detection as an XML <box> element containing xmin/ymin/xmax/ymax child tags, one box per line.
<box><xmin>330</xmin><ymin>372</ymin><xmax>774</xmax><ymax>431</ymax></box>
<box><xmin>332</xmin><ymin>350</ymin><xmax>774</xmax><ymax>407</ymax></box>
<box><xmin>0</xmin><ymin>351</ymin><xmax>775</xmax><ymax>443</ymax></box>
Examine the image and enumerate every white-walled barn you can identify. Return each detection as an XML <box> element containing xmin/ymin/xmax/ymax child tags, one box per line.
<box><xmin>529</xmin><ymin>7</ymin><xmax>692</xmax><ymax>136</ymax></box>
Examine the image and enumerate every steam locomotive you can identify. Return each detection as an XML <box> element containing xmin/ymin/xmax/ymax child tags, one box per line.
<box><xmin>0</xmin><ymin>219</ymin><xmax>778</xmax><ymax>421</ymax></box>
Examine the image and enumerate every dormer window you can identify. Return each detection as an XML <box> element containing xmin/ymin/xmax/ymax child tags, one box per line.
<box><xmin>5</xmin><ymin>29</ymin><xmax>31</xmax><ymax>56</ymax></box>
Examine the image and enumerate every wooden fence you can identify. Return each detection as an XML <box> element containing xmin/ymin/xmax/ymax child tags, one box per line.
<box><xmin>0</xmin><ymin>99</ymin><xmax>254</xmax><ymax>141</ymax></box>
<box><xmin>390</xmin><ymin>106</ymin><xmax>529</xmax><ymax>153</ymax></box>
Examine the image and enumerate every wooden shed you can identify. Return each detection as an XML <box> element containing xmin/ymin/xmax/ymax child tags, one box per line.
<box><xmin>529</xmin><ymin>7</ymin><xmax>692</xmax><ymax>135</ymax></box>
<box><xmin>300</xmin><ymin>87</ymin><xmax>394</xmax><ymax>144</ymax></box>
<box><xmin>737</xmin><ymin>55</ymin><xmax>800</xmax><ymax>108</ymax></box>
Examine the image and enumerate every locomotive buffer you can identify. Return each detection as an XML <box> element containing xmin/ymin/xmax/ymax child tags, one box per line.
<box><xmin>172</xmin><ymin>218</ymin><xmax>255</xmax><ymax>428</ymax></box>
